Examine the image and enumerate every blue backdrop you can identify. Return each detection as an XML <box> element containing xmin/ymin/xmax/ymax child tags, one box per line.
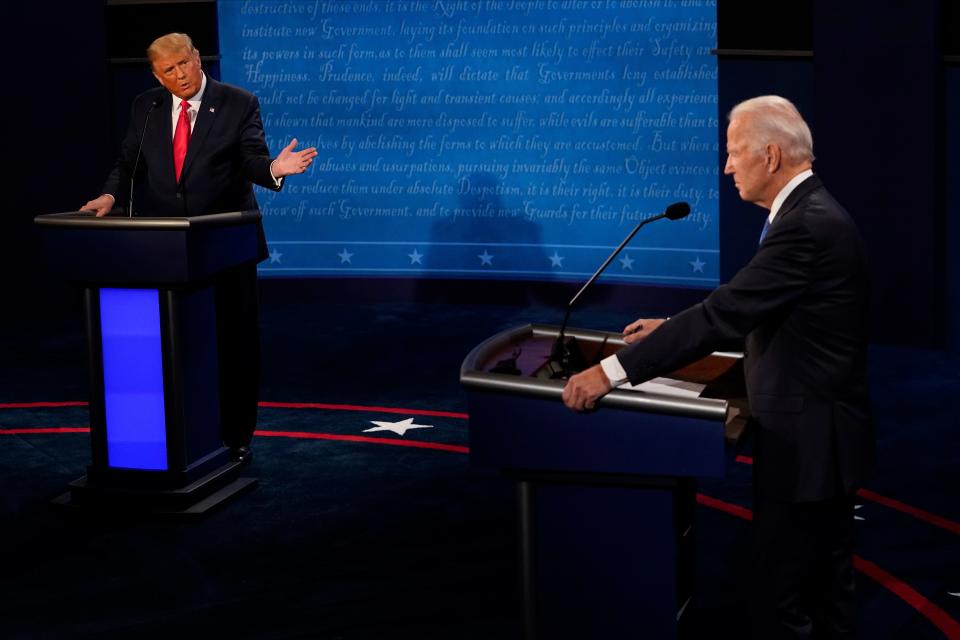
<box><xmin>219</xmin><ymin>0</ymin><xmax>718</xmax><ymax>286</ymax></box>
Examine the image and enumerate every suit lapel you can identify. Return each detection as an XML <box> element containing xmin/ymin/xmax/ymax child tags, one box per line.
<box><xmin>180</xmin><ymin>76</ymin><xmax>220</xmax><ymax>182</ymax></box>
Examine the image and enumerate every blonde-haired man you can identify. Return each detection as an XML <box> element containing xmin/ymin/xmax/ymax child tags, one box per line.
<box><xmin>82</xmin><ymin>33</ymin><xmax>318</xmax><ymax>463</ymax></box>
<box><xmin>82</xmin><ymin>32</ymin><xmax>316</xmax><ymax>217</ymax></box>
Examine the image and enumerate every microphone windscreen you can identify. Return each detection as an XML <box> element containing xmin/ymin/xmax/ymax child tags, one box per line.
<box><xmin>665</xmin><ymin>201</ymin><xmax>691</xmax><ymax>220</ymax></box>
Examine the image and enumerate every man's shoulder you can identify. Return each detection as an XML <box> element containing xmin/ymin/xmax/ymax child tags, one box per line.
<box><xmin>207</xmin><ymin>77</ymin><xmax>257</xmax><ymax>102</ymax></box>
<box><xmin>785</xmin><ymin>180</ymin><xmax>863</xmax><ymax>249</ymax></box>
<box><xmin>782</xmin><ymin>176</ymin><xmax>847</xmax><ymax>221</ymax></box>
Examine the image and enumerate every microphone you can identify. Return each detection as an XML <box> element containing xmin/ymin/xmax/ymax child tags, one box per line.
<box><xmin>128</xmin><ymin>96</ymin><xmax>163</xmax><ymax>217</ymax></box>
<box><xmin>550</xmin><ymin>201</ymin><xmax>691</xmax><ymax>378</ymax></box>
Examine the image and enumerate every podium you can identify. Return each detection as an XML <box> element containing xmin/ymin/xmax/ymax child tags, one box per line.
<box><xmin>34</xmin><ymin>211</ymin><xmax>263</xmax><ymax>515</ymax></box>
<box><xmin>461</xmin><ymin>324</ymin><xmax>745</xmax><ymax>639</ymax></box>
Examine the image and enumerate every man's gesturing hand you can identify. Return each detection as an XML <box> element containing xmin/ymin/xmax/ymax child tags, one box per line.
<box><xmin>562</xmin><ymin>364</ymin><xmax>613</xmax><ymax>411</ymax></box>
<box><xmin>271</xmin><ymin>138</ymin><xmax>318</xmax><ymax>177</ymax></box>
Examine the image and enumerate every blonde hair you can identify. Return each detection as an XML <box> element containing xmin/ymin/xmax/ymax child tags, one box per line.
<box><xmin>729</xmin><ymin>95</ymin><xmax>815</xmax><ymax>164</ymax></box>
<box><xmin>147</xmin><ymin>33</ymin><xmax>197</xmax><ymax>65</ymax></box>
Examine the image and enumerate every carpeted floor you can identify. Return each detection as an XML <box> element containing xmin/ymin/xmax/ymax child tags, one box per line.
<box><xmin>1</xmin><ymin>291</ymin><xmax>958</xmax><ymax>639</ymax></box>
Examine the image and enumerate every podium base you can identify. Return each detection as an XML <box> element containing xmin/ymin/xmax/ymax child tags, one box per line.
<box><xmin>51</xmin><ymin>460</ymin><xmax>258</xmax><ymax>518</ymax></box>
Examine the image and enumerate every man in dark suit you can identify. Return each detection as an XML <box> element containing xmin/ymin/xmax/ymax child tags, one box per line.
<box><xmin>563</xmin><ymin>96</ymin><xmax>875</xmax><ymax>638</ymax></box>
<box><xmin>81</xmin><ymin>33</ymin><xmax>317</xmax><ymax>463</ymax></box>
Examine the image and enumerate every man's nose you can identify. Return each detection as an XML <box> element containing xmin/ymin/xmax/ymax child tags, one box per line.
<box><xmin>723</xmin><ymin>157</ymin><xmax>734</xmax><ymax>175</ymax></box>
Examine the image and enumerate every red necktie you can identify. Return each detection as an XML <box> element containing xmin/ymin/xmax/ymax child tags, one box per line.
<box><xmin>173</xmin><ymin>99</ymin><xmax>191</xmax><ymax>182</ymax></box>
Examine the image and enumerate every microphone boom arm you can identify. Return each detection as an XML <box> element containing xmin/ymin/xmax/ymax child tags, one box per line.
<box><xmin>552</xmin><ymin>200</ymin><xmax>689</xmax><ymax>378</ymax></box>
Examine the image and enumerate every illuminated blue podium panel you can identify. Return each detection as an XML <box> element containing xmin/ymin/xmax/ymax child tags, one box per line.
<box><xmin>34</xmin><ymin>211</ymin><xmax>264</xmax><ymax>515</ymax></box>
<box><xmin>461</xmin><ymin>325</ymin><xmax>743</xmax><ymax>639</ymax></box>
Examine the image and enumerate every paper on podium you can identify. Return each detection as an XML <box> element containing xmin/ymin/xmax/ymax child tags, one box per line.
<box><xmin>618</xmin><ymin>377</ymin><xmax>706</xmax><ymax>399</ymax></box>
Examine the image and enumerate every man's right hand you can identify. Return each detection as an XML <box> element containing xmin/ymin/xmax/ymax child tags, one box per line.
<box><xmin>80</xmin><ymin>194</ymin><xmax>115</xmax><ymax>217</ymax></box>
<box><xmin>623</xmin><ymin>318</ymin><xmax>665</xmax><ymax>344</ymax></box>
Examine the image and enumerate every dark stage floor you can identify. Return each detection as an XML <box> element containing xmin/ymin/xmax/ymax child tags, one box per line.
<box><xmin>1</xmin><ymin>290</ymin><xmax>959</xmax><ymax>639</ymax></box>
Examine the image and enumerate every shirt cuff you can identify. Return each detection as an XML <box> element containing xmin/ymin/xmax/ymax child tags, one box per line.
<box><xmin>268</xmin><ymin>160</ymin><xmax>283</xmax><ymax>188</ymax></box>
<box><xmin>600</xmin><ymin>354</ymin><xmax>629</xmax><ymax>387</ymax></box>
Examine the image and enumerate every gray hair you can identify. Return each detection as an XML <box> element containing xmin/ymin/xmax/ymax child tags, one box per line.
<box><xmin>728</xmin><ymin>95</ymin><xmax>815</xmax><ymax>164</ymax></box>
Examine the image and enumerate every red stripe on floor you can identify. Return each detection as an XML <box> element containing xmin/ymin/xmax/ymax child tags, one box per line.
<box><xmin>254</xmin><ymin>429</ymin><xmax>469</xmax><ymax>454</ymax></box>
<box><xmin>0</xmin><ymin>427</ymin><xmax>469</xmax><ymax>454</ymax></box>
<box><xmin>854</xmin><ymin>556</ymin><xmax>960</xmax><ymax>639</ymax></box>
<box><xmin>260</xmin><ymin>401</ymin><xmax>470</xmax><ymax>419</ymax></box>
<box><xmin>856</xmin><ymin>488</ymin><xmax>960</xmax><ymax>536</ymax></box>
<box><xmin>696</xmin><ymin>493</ymin><xmax>753</xmax><ymax>521</ymax></box>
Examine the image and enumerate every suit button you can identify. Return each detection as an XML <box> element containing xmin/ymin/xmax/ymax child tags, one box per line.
<box><xmin>175</xmin><ymin>193</ymin><xmax>182</xmax><ymax>199</ymax></box>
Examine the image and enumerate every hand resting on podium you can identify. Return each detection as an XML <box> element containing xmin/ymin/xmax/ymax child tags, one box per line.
<box><xmin>563</xmin><ymin>317</ymin><xmax>666</xmax><ymax>411</ymax></box>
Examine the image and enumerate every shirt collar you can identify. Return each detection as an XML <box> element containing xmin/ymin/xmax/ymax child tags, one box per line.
<box><xmin>768</xmin><ymin>168</ymin><xmax>813</xmax><ymax>223</ymax></box>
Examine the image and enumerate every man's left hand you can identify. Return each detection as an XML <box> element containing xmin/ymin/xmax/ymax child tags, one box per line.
<box><xmin>272</xmin><ymin>138</ymin><xmax>318</xmax><ymax>177</ymax></box>
<box><xmin>562</xmin><ymin>364</ymin><xmax>613</xmax><ymax>411</ymax></box>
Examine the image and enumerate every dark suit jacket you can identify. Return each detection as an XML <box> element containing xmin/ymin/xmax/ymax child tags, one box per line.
<box><xmin>617</xmin><ymin>175</ymin><xmax>875</xmax><ymax>502</ymax></box>
<box><xmin>103</xmin><ymin>75</ymin><xmax>281</xmax><ymax>218</ymax></box>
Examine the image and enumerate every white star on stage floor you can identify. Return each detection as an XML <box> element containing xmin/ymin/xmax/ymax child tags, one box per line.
<box><xmin>408</xmin><ymin>249</ymin><xmax>424</xmax><ymax>265</ymax></box>
<box><xmin>619</xmin><ymin>254</ymin><xmax>635</xmax><ymax>270</ymax></box>
<box><xmin>690</xmin><ymin>256</ymin><xmax>706</xmax><ymax>273</ymax></box>
<box><xmin>363</xmin><ymin>418</ymin><xmax>433</xmax><ymax>436</ymax></box>
<box><xmin>548</xmin><ymin>251</ymin><xmax>564</xmax><ymax>267</ymax></box>
<box><xmin>478</xmin><ymin>250</ymin><xmax>494</xmax><ymax>266</ymax></box>
<box><xmin>337</xmin><ymin>249</ymin><xmax>354</xmax><ymax>264</ymax></box>
<box><xmin>269</xmin><ymin>248</ymin><xmax>283</xmax><ymax>264</ymax></box>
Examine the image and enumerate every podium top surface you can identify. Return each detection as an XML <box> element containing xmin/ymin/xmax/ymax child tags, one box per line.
<box><xmin>461</xmin><ymin>324</ymin><xmax>736</xmax><ymax>421</ymax></box>
<box><xmin>34</xmin><ymin>210</ymin><xmax>265</xmax><ymax>286</ymax></box>
<box><xmin>34</xmin><ymin>210</ymin><xmax>261</xmax><ymax>230</ymax></box>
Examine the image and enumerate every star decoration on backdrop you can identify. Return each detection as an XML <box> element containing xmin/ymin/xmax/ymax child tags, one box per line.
<box><xmin>337</xmin><ymin>249</ymin><xmax>354</xmax><ymax>264</ymax></box>
<box><xmin>478</xmin><ymin>250</ymin><xmax>494</xmax><ymax>266</ymax></box>
<box><xmin>619</xmin><ymin>255</ymin><xmax>635</xmax><ymax>270</ymax></box>
<box><xmin>408</xmin><ymin>249</ymin><xmax>424</xmax><ymax>265</ymax></box>
<box><xmin>689</xmin><ymin>256</ymin><xmax>705</xmax><ymax>273</ymax></box>
<box><xmin>548</xmin><ymin>251</ymin><xmax>564</xmax><ymax>267</ymax></box>
<box><xmin>363</xmin><ymin>418</ymin><xmax>433</xmax><ymax>436</ymax></box>
<box><xmin>269</xmin><ymin>248</ymin><xmax>283</xmax><ymax>264</ymax></box>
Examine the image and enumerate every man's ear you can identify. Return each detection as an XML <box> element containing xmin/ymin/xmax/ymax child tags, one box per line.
<box><xmin>765</xmin><ymin>144</ymin><xmax>782</xmax><ymax>173</ymax></box>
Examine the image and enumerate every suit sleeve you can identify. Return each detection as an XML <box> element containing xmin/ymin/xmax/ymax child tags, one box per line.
<box><xmin>616</xmin><ymin>215</ymin><xmax>818</xmax><ymax>385</ymax></box>
<box><xmin>238</xmin><ymin>95</ymin><xmax>283</xmax><ymax>192</ymax></box>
